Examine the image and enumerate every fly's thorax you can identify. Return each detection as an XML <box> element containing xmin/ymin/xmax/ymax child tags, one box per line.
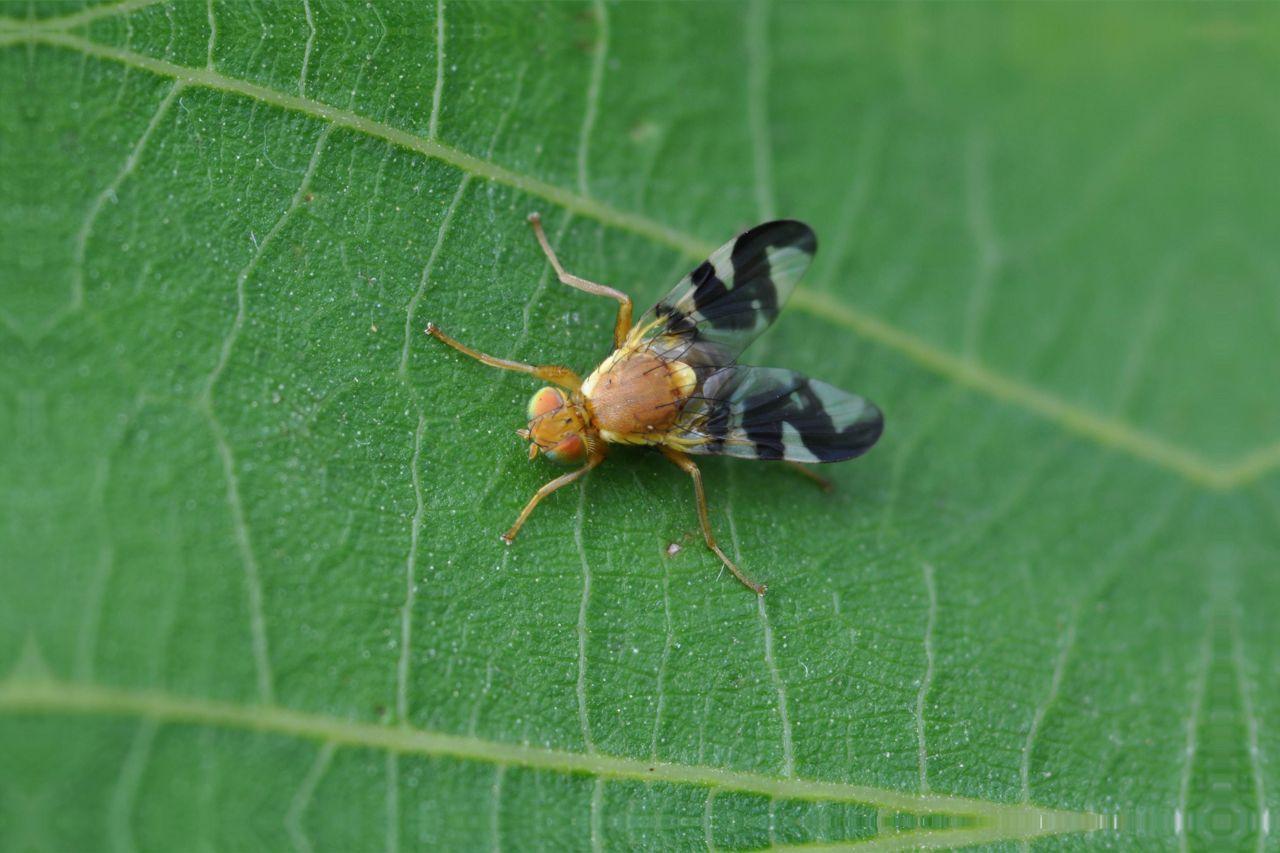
<box><xmin>581</xmin><ymin>350</ymin><xmax>697</xmax><ymax>445</ymax></box>
<box><xmin>521</xmin><ymin>387</ymin><xmax>592</xmax><ymax>465</ymax></box>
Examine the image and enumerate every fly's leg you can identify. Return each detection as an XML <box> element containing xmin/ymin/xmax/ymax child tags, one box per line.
<box><xmin>426</xmin><ymin>323</ymin><xmax>581</xmax><ymax>391</ymax></box>
<box><xmin>660</xmin><ymin>447</ymin><xmax>766</xmax><ymax>595</ymax></box>
<box><xmin>785</xmin><ymin>460</ymin><xmax>834</xmax><ymax>492</ymax></box>
<box><xmin>528</xmin><ymin>212</ymin><xmax>633</xmax><ymax>348</ymax></box>
<box><xmin>502</xmin><ymin>450</ymin><xmax>604</xmax><ymax>543</ymax></box>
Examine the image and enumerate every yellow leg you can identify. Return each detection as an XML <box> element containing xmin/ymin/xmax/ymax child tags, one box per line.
<box><xmin>502</xmin><ymin>451</ymin><xmax>604</xmax><ymax>543</ymax></box>
<box><xmin>528</xmin><ymin>212</ymin><xmax>634</xmax><ymax>348</ymax></box>
<box><xmin>426</xmin><ymin>322</ymin><xmax>581</xmax><ymax>391</ymax></box>
<box><xmin>785</xmin><ymin>460</ymin><xmax>834</xmax><ymax>492</ymax></box>
<box><xmin>660</xmin><ymin>448</ymin><xmax>766</xmax><ymax>595</ymax></box>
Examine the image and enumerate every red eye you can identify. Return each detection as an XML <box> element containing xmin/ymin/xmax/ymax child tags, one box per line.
<box><xmin>544</xmin><ymin>434</ymin><xmax>586</xmax><ymax>465</ymax></box>
<box><xmin>527</xmin><ymin>387</ymin><xmax>565</xmax><ymax>420</ymax></box>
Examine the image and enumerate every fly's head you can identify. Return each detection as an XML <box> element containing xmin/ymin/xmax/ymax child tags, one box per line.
<box><xmin>519</xmin><ymin>387</ymin><xmax>591</xmax><ymax>465</ymax></box>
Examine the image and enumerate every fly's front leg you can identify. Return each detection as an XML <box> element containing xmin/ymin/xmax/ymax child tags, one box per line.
<box><xmin>502</xmin><ymin>449</ymin><xmax>605</xmax><ymax>543</ymax></box>
<box><xmin>426</xmin><ymin>322</ymin><xmax>581</xmax><ymax>391</ymax></box>
<box><xmin>527</xmin><ymin>212</ymin><xmax>633</xmax><ymax>348</ymax></box>
<box><xmin>660</xmin><ymin>447</ymin><xmax>766</xmax><ymax>595</ymax></box>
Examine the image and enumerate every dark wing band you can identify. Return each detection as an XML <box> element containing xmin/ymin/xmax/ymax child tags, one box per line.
<box><xmin>674</xmin><ymin>366</ymin><xmax>884</xmax><ymax>463</ymax></box>
<box><xmin>630</xmin><ymin>220</ymin><xmax>817</xmax><ymax>365</ymax></box>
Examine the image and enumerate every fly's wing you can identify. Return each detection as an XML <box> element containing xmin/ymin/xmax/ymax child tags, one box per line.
<box><xmin>673</xmin><ymin>366</ymin><xmax>884</xmax><ymax>463</ymax></box>
<box><xmin>628</xmin><ymin>220</ymin><xmax>817</xmax><ymax>368</ymax></box>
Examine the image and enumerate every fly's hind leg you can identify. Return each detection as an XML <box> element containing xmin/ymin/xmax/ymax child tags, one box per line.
<box><xmin>528</xmin><ymin>212</ymin><xmax>633</xmax><ymax>348</ymax></box>
<box><xmin>426</xmin><ymin>323</ymin><xmax>581</xmax><ymax>391</ymax></box>
<box><xmin>502</xmin><ymin>451</ymin><xmax>604</xmax><ymax>543</ymax></box>
<box><xmin>660</xmin><ymin>447</ymin><xmax>766</xmax><ymax>595</ymax></box>
<box><xmin>785</xmin><ymin>460</ymin><xmax>835</xmax><ymax>492</ymax></box>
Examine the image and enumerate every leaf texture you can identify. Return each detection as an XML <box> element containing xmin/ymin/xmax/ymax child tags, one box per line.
<box><xmin>3</xmin><ymin>2</ymin><xmax>1279</xmax><ymax>850</ymax></box>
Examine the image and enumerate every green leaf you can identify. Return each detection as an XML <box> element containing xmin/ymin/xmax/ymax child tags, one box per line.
<box><xmin>3</xmin><ymin>2</ymin><xmax>1276</xmax><ymax>850</ymax></box>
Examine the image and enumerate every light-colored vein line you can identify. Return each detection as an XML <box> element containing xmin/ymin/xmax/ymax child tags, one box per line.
<box><xmin>196</xmin><ymin>727</ymin><xmax>216</xmax><ymax>853</ymax></box>
<box><xmin>349</xmin><ymin>3</ymin><xmax>386</xmax><ymax>110</ymax></box>
<box><xmin>703</xmin><ymin>789</ymin><xmax>717</xmax><ymax>851</ymax></box>
<box><xmin>574</xmin><ymin>481</ymin><xmax>595</xmax><ymax>752</ymax></box>
<box><xmin>577</xmin><ymin>0</ymin><xmax>607</xmax><ymax>197</ymax></box>
<box><xmin>1176</xmin><ymin>615</ymin><xmax>1214</xmax><ymax>852</ymax></box>
<box><xmin>815</xmin><ymin>111</ymin><xmax>884</xmax><ymax>289</ymax></box>
<box><xmin>489</xmin><ymin>764</ymin><xmax>506</xmax><ymax>853</ymax></box>
<box><xmin>875</xmin><ymin>386</ymin><xmax>961</xmax><ymax>548</ymax></box>
<box><xmin>757</xmin><ymin>594</ymin><xmax>794</xmax><ymax>778</ymax></box>
<box><xmin>916</xmin><ymin>562</ymin><xmax>936</xmax><ymax>794</ymax></box>
<box><xmin>746</xmin><ymin>0</ymin><xmax>775</xmax><ymax>220</ymax></box>
<box><xmin>1019</xmin><ymin>609</ymin><xmax>1078</xmax><ymax>802</ymax></box>
<box><xmin>23</xmin><ymin>30</ymin><xmax>1278</xmax><ymax>489</ymax></box>
<box><xmin>787</xmin><ymin>288</ymin><xmax>1236</xmax><ymax>490</ymax></box>
<box><xmin>0</xmin><ymin>677</ymin><xmax>1106</xmax><ymax>830</ymax></box>
<box><xmin>23</xmin><ymin>31</ymin><xmax>710</xmax><ymax>260</ymax></box>
<box><xmin>650</xmin><ymin>554</ymin><xmax>674</xmax><ymax>761</ymax></box>
<box><xmin>1219</xmin><ymin>444</ymin><xmax>1280</xmax><ymax>490</ymax></box>
<box><xmin>204</xmin><ymin>0</ymin><xmax>216</xmax><ymax>69</ymax></box>
<box><xmin>1111</xmin><ymin>287</ymin><xmax>1165</xmax><ymax>414</ymax></box>
<box><xmin>427</xmin><ymin>0</ymin><xmax>445</xmax><ymax>138</ymax></box>
<box><xmin>773</xmin><ymin>820</ymin><xmax>1087</xmax><ymax>852</ymax></box>
<box><xmin>1228</xmin><ymin>618</ymin><xmax>1267</xmax><ymax>853</ymax></box>
<box><xmin>109</xmin><ymin>718</ymin><xmax>158</xmax><ymax>853</ymax></box>
<box><xmin>16</xmin><ymin>0</ymin><xmax>166</xmax><ymax>32</ymax></box>
<box><xmin>75</xmin><ymin>456</ymin><xmax>115</xmax><ymax>681</ymax></box>
<box><xmin>724</xmin><ymin>466</ymin><xmax>793</xmax><ymax>777</ymax></box>
<box><xmin>200</xmin><ymin>124</ymin><xmax>330</xmax><ymax>400</ymax></box>
<box><xmin>287</xmin><ymin>741</ymin><xmax>337</xmax><ymax>853</ymax></box>
<box><xmin>385</xmin><ymin>752</ymin><xmax>400</xmax><ymax>853</ymax></box>
<box><xmin>299</xmin><ymin>0</ymin><xmax>315</xmax><ymax>97</ymax></box>
<box><xmin>1018</xmin><ymin>89</ymin><xmax>1187</xmax><ymax>259</ymax></box>
<box><xmin>590</xmin><ymin>777</ymin><xmax>605</xmax><ymax>853</ymax></box>
<box><xmin>70</xmin><ymin>82</ymin><xmax>181</xmax><ymax>311</ymax></box>
<box><xmin>197</xmin><ymin>125</ymin><xmax>331</xmax><ymax>705</ymax></box>
<box><xmin>961</xmin><ymin>127</ymin><xmax>1003</xmax><ymax>359</ymax></box>
<box><xmin>400</xmin><ymin>172</ymin><xmax>470</xmax><ymax>376</ymax></box>
<box><xmin>396</xmin><ymin>413</ymin><xmax>427</xmax><ymax>724</ymax></box>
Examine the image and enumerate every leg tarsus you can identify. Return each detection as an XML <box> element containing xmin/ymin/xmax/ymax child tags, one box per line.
<box><xmin>527</xmin><ymin>213</ymin><xmax>634</xmax><ymax>348</ymax></box>
<box><xmin>502</xmin><ymin>451</ymin><xmax>604</xmax><ymax>543</ymax></box>
<box><xmin>785</xmin><ymin>460</ymin><xmax>834</xmax><ymax>492</ymax></box>
<box><xmin>426</xmin><ymin>322</ymin><xmax>581</xmax><ymax>391</ymax></box>
<box><xmin>659</xmin><ymin>447</ymin><xmax>766</xmax><ymax>595</ymax></box>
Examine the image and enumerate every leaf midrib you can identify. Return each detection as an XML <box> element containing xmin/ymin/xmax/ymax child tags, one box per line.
<box><xmin>0</xmin><ymin>674</ymin><xmax>1105</xmax><ymax>842</ymax></box>
<box><xmin>4</xmin><ymin>23</ymin><xmax>1275</xmax><ymax>491</ymax></box>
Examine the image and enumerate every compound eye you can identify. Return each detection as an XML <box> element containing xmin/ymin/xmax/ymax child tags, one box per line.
<box><xmin>544</xmin><ymin>433</ymin><xmax>586</xmax><ymax>465</ymax></box>
<box><xmin>527</xmin><ymin>387</ymin><xmax>565</xmax><ymax>421</ymax></box>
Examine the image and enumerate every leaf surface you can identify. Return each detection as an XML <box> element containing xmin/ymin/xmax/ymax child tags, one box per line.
<box><xmin>3</xmin><ymin>2</ymin><xmax>1278</xmax><ymax>850</ymax></box>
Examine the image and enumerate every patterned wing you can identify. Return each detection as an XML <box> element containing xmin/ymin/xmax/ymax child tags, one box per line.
<box><xmin>673</xmin><ymin>366</ymin><xmax>884</xmax><ymax>463</ymax></box>
<box><xmin>629</xmin><ymin>220</ymin><xmax>817</xmax><ymax>366</ymax></box>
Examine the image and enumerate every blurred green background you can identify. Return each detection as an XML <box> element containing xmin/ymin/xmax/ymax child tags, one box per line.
<box><xmin>3</xmin><ymin>2</ymin><xmax>1278</xmax><ymax>850</ymax></box>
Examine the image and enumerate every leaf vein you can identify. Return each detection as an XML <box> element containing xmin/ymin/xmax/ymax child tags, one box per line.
<box><xmin>196</xmin><ymin>124</ymin><xmax>333</xmax><ymax>705</ymax></box>
<box><xmin>17</xmin><ymin>31</ymin><xmax>1272</xmax><ymax>489</ymax></box>
<box><xmin>577</xmin><ymin>0</ymin><xmax>607</xmax><ymax>198</ymax></box>
<box><xmin>0</xmin><ymin>676</ymin><xmax>1106</xmax><ymax>832</ymax></box>
<box><xmin>396</xmin><ymin>413</ymin><xmax>428</xmax><ymax>724</ymax></box>
<box><xmin>746</xmin><ymin>0</ymin><xmax>776</xmax><ymax>221</ymax></box>
<box><xmin>70</xmin><ymin>81</ymin><xmax>181</xmax><ymax>313</ymax></box>
<box><xmin>916</xmin><ymin>562</ymin><xmax>936</xmax><ymax>794</ymax></box>
<box><xmin>286</xmin><ymin>741</ymin><xmax>337</xmax><ymax>853</ymax></box>
<box><xmin>108</xmin><ymin>718</ymin><xmax>158</xmax><ymax>853</ymax></box>
<box><xmin>427</xmin><ymin>0</ymin><xmax>444</xmax><ymax>138</ymax></box>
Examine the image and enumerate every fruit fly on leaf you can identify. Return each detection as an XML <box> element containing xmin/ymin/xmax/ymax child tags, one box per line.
<box><xmin>426</xmin><ymin>214</ymin><xmax>883</xmax><ymax>594</ymax></box>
